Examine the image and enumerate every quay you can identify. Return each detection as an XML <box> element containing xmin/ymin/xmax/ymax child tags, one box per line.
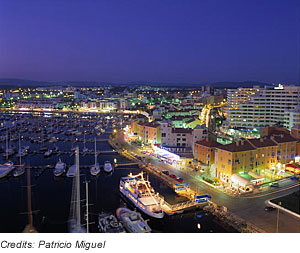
<box><xmin>108</xmin><ymin>133</ymin><xmax>269</xmax><ymax>232</ymax></box>
<box><xmin>108</xmin><ymin>135</ymin><xmax>210</xmax><ymax>215</ymax></box>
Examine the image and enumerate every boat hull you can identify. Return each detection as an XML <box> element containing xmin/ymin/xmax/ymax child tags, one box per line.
<box><xmin>54</xmin><ymin>169</ymin><xmax>65</xmax><ymax>177</ymax></box>
<box><xmin>119</xmin><ymin>186</ymin><xmax>164</xmax><ymax>219</ymax></box>
<box><xmin>90</xmin><ymin>166</ymin><xmax>100</xmax><ymax>176</ymax></box>
<box><xmin>13</xmin><ymin>167</ymin><xmax>25</xmax><ymax>177</ymax></box>
<box><xmin>0</xmin><ymin>163</ymin><xmax>15</xmax><ymax>178</ymax></box>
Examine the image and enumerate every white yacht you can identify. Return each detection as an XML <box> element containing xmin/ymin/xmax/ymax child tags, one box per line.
<box><xmin>54</xmin><ymin>158</ymin><xmax>66</xmax><ymax>176</ymax></box>
<box><xmin>120</xmin><ymin>172</ymin><xmax>164</xmax><ymax>219</ymax></box>
<box><xmin>90</xmin><ymin>163</ymin><xmax>100</xmax><ymax>176</ymax></box>
<box><xmin>66</xmin><ymin>164</ymin><xmax>76</xmax><ymax>178</ymax></box>
<box><xmin>116</xmin><ymin>208</ymin><xmax>151</xmax><ymax>233</ymax></box>
<box><xmin>0</xmin><ymin>162</ymin><xmax>15</xmax><ymax>179</ymax></box>
<box><xmin>103</xmin><ymin>161</ymin><xmax>113</xmax><ymax>173</ymax></box>
<box><xmin>13</xmin><ymin>165</ymin><xmax>25</xmax><ymax>177</ymax></box>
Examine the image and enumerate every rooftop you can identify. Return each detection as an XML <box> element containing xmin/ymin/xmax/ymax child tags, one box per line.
<box><xmin>217</xmin><ymin>140</ymin><xmax>256</xmax><ymax>152</ymax></box>
<box><xmin>247</xmin><ymin>137</ymin><xmax>277</xmax><ymax>148</ymax></box>
<box><xmin>195</xmin><ymin>138</ymin><xmax>220</xmax><ymax>148</ymax></box>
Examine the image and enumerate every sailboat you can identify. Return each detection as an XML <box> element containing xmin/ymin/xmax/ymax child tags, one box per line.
<box><xmin>67</xmin><ymin>148</ymin><xmax>78</xmax><ymax>178</ymax></box>
<box><xmin>68</xmin><ymin>146</ymin><xmax>86</xmax><ymax>233</ymax></box>
<box><xmin>5</xmin><ymin>132</ymin><xmax>15</xmax><ymax>158</ymax></box>
<box><xmin>90</xmin><ymin>138</ymin><xmax>100</xmax><ymax>176</ymax></box>
<box><xmin>82</xmin><ymin>134</ymin><xmax>88</xmax><ymax>156</ymax></box>
<box><xmin>54</xmin><ymin>158</ymin><xmax>66</xmax><ymax>177</ymax></box>
<box><xmin>14</xmin><ymin>134</ymin><xmax>25</xmax><ymax>177</ymax></box>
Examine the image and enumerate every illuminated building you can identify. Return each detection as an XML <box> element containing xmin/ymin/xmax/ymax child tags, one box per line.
<box><xmin>194</xmin><ymin>138</ymin><xmax>220</xmax><ymax>166</ymax></box>
<box><xmin>215</xmin><ymin>132</ymin><xmax>298</xmax><ymax>182</ymax></box>
<box><xmin>227</xmin><ymin>84</ymin><xmax>300</xmax><ymax>130</ymax></box>
<box><xmin>136</xmin><ymin>121</ymin><xmax>161</xmax><ymax>144</ymax></box>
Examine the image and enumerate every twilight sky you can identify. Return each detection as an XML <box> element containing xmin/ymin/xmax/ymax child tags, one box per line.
<box><xmin>0</xmin><ymin>0</ymin><xmax>299</xmax><ymax>84</ymax></box>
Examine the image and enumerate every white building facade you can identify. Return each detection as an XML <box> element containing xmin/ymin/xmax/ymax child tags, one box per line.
<box><xmin>227</xmin><ymin>84</ymin><xmax>300</xmax><ymax>130</ymax></box>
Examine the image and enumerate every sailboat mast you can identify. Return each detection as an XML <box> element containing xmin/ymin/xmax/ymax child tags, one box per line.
<box><xmin>94</xmin><ymin>137</ymin><xmax>97</xmax><ymax>166</ymax></box>
<box><xmin>19</xmin><ymin>133</ymin><xmax>22</xmax><ymax>166</ymax></box>
<box><xmin>27</xmin><ymin>168</ymin><xmax>33</xmax><ymax>230</ymax></box>
<box><xmin>83</xmin><ymin>134</ymin><xmax>86</xmax><ymax>150</ymax></box>
<box><xmin>75</xmin><ymin>146</ymin><xmax>81</xmax><ymax>230</ymax></box>
<box><xmin>86</xmin><ymin>181</ymin><xmax>89</xmax><ymax>233</ymax></box>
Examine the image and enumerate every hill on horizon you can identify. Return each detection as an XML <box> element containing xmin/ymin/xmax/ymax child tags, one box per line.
<box><xmin>0</xmin><ymin>78</ymin><xmax>277</xmax><ymax>88</ymax></box>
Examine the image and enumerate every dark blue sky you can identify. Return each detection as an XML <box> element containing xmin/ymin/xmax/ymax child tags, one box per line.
<box><xmin>0</xmin><ymin>0</ymin><xmax>299</xmax><ymax>84</ymax></box>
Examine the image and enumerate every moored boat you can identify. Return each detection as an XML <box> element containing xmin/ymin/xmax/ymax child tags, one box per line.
<box><xmin>103</xmin><ymin>161</ymin><xmax>113</xmax><ymax>173</ymax></box>
<box><xmin>54</xmin><ymin>158</ymin><xmax>66</xmax><ymax>176</ymax></box>
<box><xmin>13</xmin><ymin>165</ymin><xmax>25</xmax><ymax>177</ymax></box>
<box><xmin>90</xmin><ymin>138</ymin><xmax>100</xmax><ymax>176</ymax></box>
<box><xmin>119</xmin><ymin>172</ymin><xmax>164</xmax><ymax>219</ymax></box>
<box><xmin>116</xmin><ymin>208</ymin><xmax>151</xmax><ymax>233</ymax></box>
<box><xmin>66</xmin><ymin>164</ymin><xmax>76</xmax><ymax>178</ymax></box>
<box><xmin>98</xmin><ymin>212</ymin><xmax>126</xmax><ymax>233</ymax></box>
<box><xmin>44</xmin><ymin>149</ymin><xmax>52</xmax><ymax>157</ymax></box>
<box><xmin>0</xmin><ymin>161</ymin><xmax>15</xmax><ymax>178</ymax></box>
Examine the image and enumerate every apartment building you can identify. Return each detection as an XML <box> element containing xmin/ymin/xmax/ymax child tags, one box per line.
<box><xmin>226</xmin><ymin>86</ymin><xmax>260</xmax><ymax>110</ymax></box>
<box><xmin>160</xmin><ymin>120</ymin><xmax>208</xmax><ymax>156</ymax></box>
<box><xmin>227</xmin><ymin>84</ymin><xmax>300</xmax><ymax>130</ymax></box>
<box><xmin>136</xmin><ymin>121</ymin><xmax>161</xmax><ymax>144</ymax></box>
<box><xmin>215</xmin><ymin>132</ymin><xmax>298</xmax><ymax>182</ymax></box>
<box><xmin>194</xmin><ymin>138</ymin><xmax>221</xmax><ymax>166</ymax></box>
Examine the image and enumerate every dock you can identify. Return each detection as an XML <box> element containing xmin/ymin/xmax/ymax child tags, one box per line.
<box><xmin>161</xmin><ymin>199</ymin><xmax>206</xmax><ymax>215</ymax></box>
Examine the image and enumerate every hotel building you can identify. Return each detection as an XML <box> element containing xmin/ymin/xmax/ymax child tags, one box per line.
<box><xmin>227</xmin><ymin>84</ymin><xmax>300</xmax><ymax>130</ymax></box>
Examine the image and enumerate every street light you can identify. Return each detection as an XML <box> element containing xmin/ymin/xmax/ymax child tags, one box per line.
<box><xmin>276</xmin><ymin>201</ymin><xmax>281</xmax><ymax>233</ymax></box>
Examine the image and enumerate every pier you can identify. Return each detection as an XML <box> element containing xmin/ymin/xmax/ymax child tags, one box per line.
<box><xmin>161</xmin><ymin>199</ymin><xmax>206</xmax><ymax>215</ymax></box>
<box><xmin>114</xmin><ymin>162</ymin><xmax>138</xmax><ymax>167</ymax></box>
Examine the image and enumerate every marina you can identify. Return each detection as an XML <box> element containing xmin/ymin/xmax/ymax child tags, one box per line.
<box><xmin>0</xmin><ymin>111</ymin><xmax>234</xmax><ymax>233</ymax></box>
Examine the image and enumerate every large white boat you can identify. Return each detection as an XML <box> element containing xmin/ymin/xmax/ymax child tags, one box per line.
<box><xmin>54</xmin><ymin>158</ymin><xmax>66</xmax><ymax>176</ymax></box>
<box><xmin>0</xmin><ymin>161</ymin><xmax>15</xmax><ymax>179</ymax></box>
<box><xmin>116</xmin><ymin>208</ymin><xmax>151</xmax><ymax>233</ymax></box>
<box><xmin>103</xmin><ymin>161</ymin><xmax>113</xmax><ymax>173</ymax></box>
<box><xmin>119</xmin><ymin>172</ymin><xmax>164</xmax><ymax>219</ymax></box>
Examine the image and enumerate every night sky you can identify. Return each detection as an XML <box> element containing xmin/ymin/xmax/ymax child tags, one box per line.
<box><xmin>0</xmin><ymin>0</ymin><xmax>299</xmax><ymax>84</ymax></box>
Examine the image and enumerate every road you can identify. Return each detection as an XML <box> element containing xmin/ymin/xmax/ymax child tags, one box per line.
<box><xmin>114</xmin><ymin>132</ymin><xmax>300</xmax><ymax>233</ymax></box>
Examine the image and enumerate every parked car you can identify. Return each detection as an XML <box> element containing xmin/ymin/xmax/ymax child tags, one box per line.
<box><xmin>162</xmin><ymin>170</ymin><xmax>169</xmax><ymax>175</ymax></box>
<box><xmin>169</xmin><ymin>174</ymin><xmax>176</xmax><ymax>178</ymax></box>
<box><xmin>264</xmin><ymin>206</ymin><xmax>276</xmax><ymax>212</ymax></box>
<box><xmin>176</xmin><ymin>177</ymin><xmax>184</xmax><ymax>183</ymax></box>
<box><xmin>270</xmin><ymin>182</ymin><xmax>279</xmax><ymax>188</ymax></box>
